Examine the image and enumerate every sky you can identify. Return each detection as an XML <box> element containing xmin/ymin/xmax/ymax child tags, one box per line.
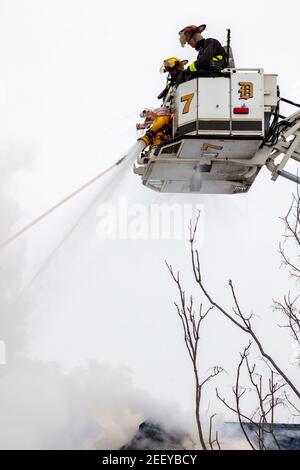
<box><xmin>0</xmin><ymin>0</ymin><xmax>300</xmax><ymax>450</ymax></box>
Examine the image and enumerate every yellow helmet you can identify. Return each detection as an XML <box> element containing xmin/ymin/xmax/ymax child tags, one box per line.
<box><xmin>160</xmin><ymin>57</ymin><xmax>188</xmax><ymax>74</ymax></box>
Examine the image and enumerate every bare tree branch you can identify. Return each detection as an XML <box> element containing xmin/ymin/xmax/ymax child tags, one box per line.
<box><xmin>166</xmin><ymin>261</ymin><xmax>224</xmax><ymax>450</ymax></box>
<box><xmin>188</xmin><ymin>214</ymin><xmax>300</xmax><ymax>402</ymax></box>
<box><xmin>167</xmin><ymin>194</ymin><xmax>300</xmax><ymax>450</ymax></box>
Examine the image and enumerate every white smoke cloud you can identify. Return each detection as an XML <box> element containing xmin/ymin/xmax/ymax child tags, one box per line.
<box><xmin>0</xmin><ymin>359</ymin><xmax>170</xmax><ymax>450</ymax></box>
<box><xmin>0</xmin><ymin>140</ymin><xmax>35</xmax><ymax>359</ymax></box>
<box><xmin>0</xmin><ymin>143</ymin><xmax>194</xmax><ymax>450</ymax></box>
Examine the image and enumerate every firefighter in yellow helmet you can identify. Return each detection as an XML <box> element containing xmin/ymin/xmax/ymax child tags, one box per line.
<box><xmin>137</xmin><ymin>58</ymin><xmax>188</xmax><ymax>148</ymax></box>
<box><xmin>157</xmin><ymin>57</ymin><xmax>188</xmax><ymax>101</ymax></box>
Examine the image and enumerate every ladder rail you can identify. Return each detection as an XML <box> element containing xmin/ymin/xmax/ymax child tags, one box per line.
<box><xmin>266</xmin><ymin>111</ymin><xmax>300</xmax><ymax>183</ymax></box>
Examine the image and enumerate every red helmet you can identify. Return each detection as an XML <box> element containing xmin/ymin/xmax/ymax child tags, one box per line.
<box><xmin>179</xmin><ymin>24</ymin><xmax>206</xmax><ymax>47</ymax></box>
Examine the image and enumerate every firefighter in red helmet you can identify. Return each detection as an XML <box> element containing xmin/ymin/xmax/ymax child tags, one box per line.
<box><xmin>179</xmin><ymin>24</ymin><xmax>226</xmax><ymax>76</ymax></box>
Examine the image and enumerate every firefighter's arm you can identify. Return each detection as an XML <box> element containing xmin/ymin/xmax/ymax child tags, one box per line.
<box><xmin>157</xmin><ymin>82</ymin><xmax>172</xmax><ymax>100</ymax></box>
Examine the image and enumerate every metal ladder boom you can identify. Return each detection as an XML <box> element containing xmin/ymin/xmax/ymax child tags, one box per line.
<box><xmin>266</xmin><ymin>109</ymin><xmax>300</xmax><ymax>183</ymax></box>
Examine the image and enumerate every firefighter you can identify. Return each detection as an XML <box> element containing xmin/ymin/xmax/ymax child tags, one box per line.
<box><xmin>138</xmin><ymin>58</ymin><xmax>188</xmax><ymax>148</ymax></box>
<box><xmin>178</xmin><ymin>24</ymin><xmax>226</xmax><ymax>76</ymax></box>
<box><xmin>157</xmin><ymin>57</ymin><xmax>188</xmax><ymax>101</ymax></box>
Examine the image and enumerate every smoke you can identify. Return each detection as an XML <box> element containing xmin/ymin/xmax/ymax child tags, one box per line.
<box><xmin>0</xmin><ymin>141</ymin><xmax>195</xmax><ymax>450</ymax></box>
<box><xmin>0</xmin><ymin>140</ymin><xmax>36</xmax><ymax>358</ymax></box>
<box><xmin>0</xmin><ymin>359</ymin><xmax>179</xmax><ymax>450</ymax></box>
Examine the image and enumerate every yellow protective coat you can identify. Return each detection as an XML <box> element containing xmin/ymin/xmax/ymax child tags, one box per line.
<box><xmin>138</xmin><ymin>115</ymin><xmax>172</xmax><ymax>147</ymax></box>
